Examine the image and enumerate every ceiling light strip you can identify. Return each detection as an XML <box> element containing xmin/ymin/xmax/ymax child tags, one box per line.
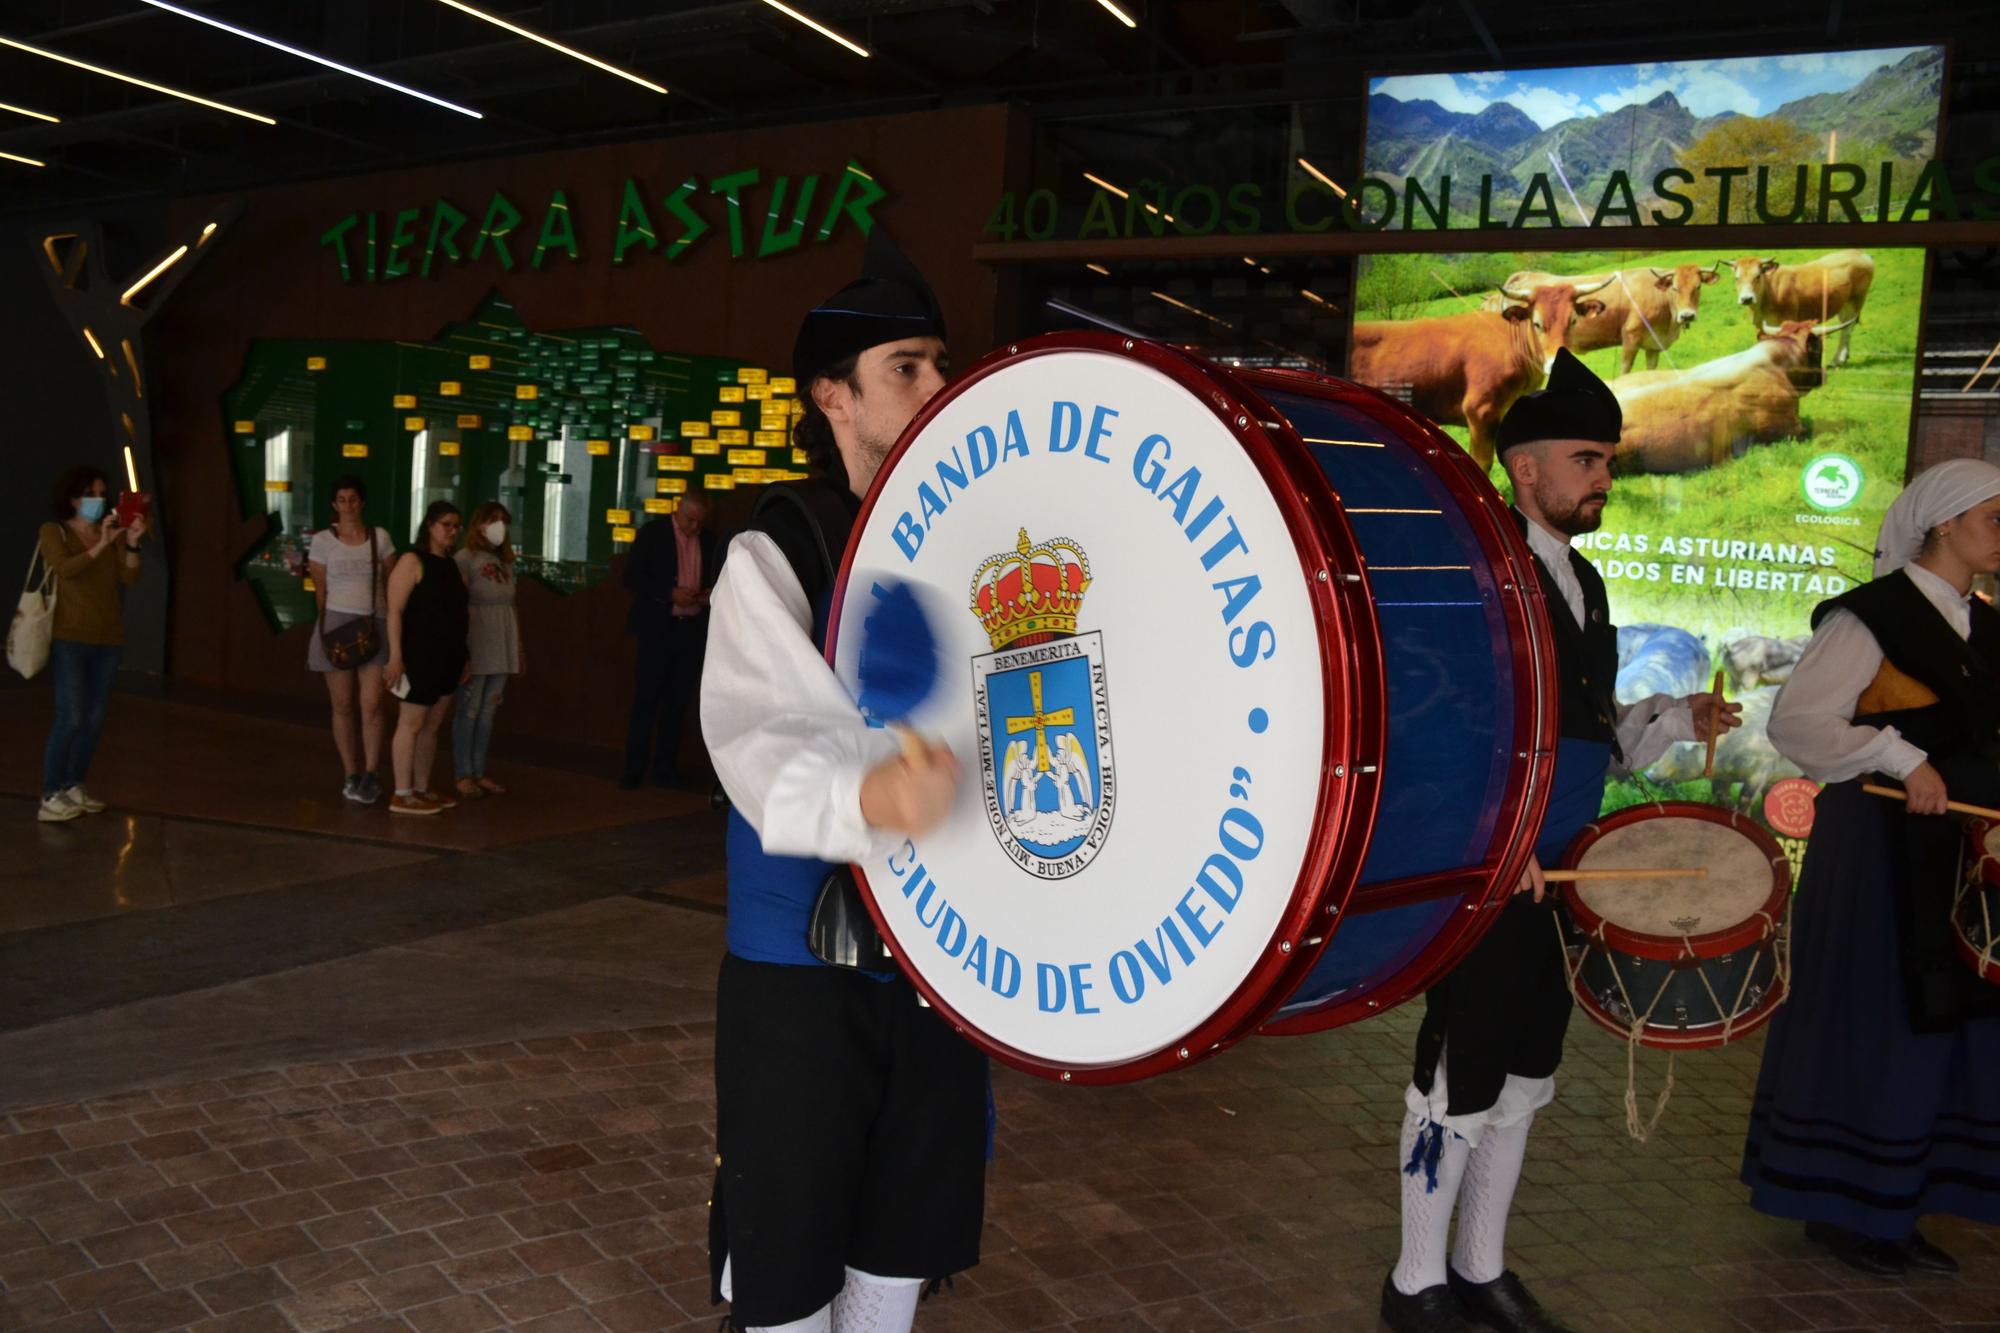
<box><xmin>0</xmin><ymin>33</ymin><xmax>275</xmax><ymax>124</ymax></box>
<box><xmin>139</xmin><ymin>0</ymin><xmax>482</xmax><ymax>119</ymax></box>
<box><xmin>0</xmin><ymin>148</ymin><xmax>46</xmax><ymax>167</ymax></box>
<box><xmin>1092</xmin><ymin>0</ymin><xmax>1139</xmax><ymax>28</ymax></box>
<box><xmin>121</xmin><ymin>244</ymin><xmax>189</xmax><ymax>306</ymax></box>
<box><xmin>758</xmin><ymin>0</ymin><xmax>871</xmax><ymax>57</ymax></box>
<box><xmin>434</xmin><ymin>0</ymin><xmax>667</xmax><ymax>94</ymax></box>
<box><xmin>0</xmin><ymin>100</ymin><xmax>58</xmax><ymax>124</ymax></box>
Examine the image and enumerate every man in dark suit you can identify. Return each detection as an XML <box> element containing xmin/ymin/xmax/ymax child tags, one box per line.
<box><xmin>622</xmin><ymin>491</ymin><xmax>719</xmax><ymax>788</ymax></box>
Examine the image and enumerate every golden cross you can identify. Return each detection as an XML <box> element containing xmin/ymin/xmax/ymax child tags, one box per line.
<box><xmin>1005</xmin><ymin>670</ymin><xmax>1076</xmax><ymax>774</ymax></box>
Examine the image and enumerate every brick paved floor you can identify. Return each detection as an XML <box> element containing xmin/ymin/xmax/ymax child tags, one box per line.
<box><xmin>2</xmin><ymin>992</ymin><xmax>1996</xmax><ymax>1332</ymax></box>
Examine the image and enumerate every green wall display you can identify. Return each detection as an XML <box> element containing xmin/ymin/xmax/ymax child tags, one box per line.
<box><xmin>222</xmin><ymin>295</ymin><xmax>806</xmax><ymax>633</ymax></box>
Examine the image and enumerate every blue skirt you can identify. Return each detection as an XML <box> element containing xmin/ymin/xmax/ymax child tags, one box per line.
<box><xmin>1740</xmin><ymin>779</ymin><xmax>2000</xmax><ymax>1238</ymax></box>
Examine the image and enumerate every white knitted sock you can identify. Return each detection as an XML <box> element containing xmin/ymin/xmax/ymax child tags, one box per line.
<box><xmin>831</xmin><ymin>1267</ymin><xmax>923</xmax><ymax>1333</ymax></box>
<box><xmin>1391</xmin><ymin>1110</ymin><xmax>1471</xmax><ymax>1296</ymax></box>
<box><xmin>1451</xmin><ymin>1111</ymin><xmax>1533</xmax><ymax>1285</ymax></box>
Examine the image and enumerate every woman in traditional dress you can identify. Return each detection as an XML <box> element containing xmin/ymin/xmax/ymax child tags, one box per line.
<box><xmin>1745</xmin><ymin>458</ymin><xmax>2000</xmax><ymax>1273</ymax></box>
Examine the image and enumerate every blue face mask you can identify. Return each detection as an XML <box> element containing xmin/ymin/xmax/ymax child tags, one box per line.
<box><xmin>78</xmin><ymin>496</ymin><xmax>107</xmax><ymax>522</ymax></box>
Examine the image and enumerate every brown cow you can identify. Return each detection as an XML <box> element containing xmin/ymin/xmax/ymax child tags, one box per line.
<box><xmin>1501</xmin><ymin>264</ymin><xmax>1720</xmax><ymax>375</ymax></box>
<box><xmin>1352</xmin><ymin>280</ymin><xmax>1609</xmax><ymax>471</ymax></box>
<box><xmin>1725</xmin><ymin>250</ymin><xmax>1874</xmax><ymax>367</ymax></box>
<box><xmin>1608</xmin><ymin>319</ymin><xmax>1848</xmax><ymax>474</ymax></box>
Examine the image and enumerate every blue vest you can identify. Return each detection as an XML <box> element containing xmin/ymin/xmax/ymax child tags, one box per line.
<box><xmin>724</xmin><ymin>806</ymin><xmax>841</xmax><ymax>967</ymax></box>
<box><xmin>1535</xmin><ymin>736</ymin><xmax>1614</xmax><ymax>866</ymax></box>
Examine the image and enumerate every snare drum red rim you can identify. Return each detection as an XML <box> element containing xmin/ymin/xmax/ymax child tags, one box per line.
<box><xmin>1957</xmin><ymin>819</ymin><xmax>2000</xmax><ymax>982</ymax></box>
<box><xmin>1250</xmin><ymin>369</ymin><xmax>1559</xmax><ymax>1035</ymax></box>
<box><xmin>1968</xmin><ymin>817</ymin><xmax>2000</xmax><ymax>893</ymax></box>
<box><xmin>1559</xmin><ymin>801</ymin><xmax>1791</xmax><ymax>962</ymax></box>
<box><xmin>824</xmin><ymin>332</ymin><xmax>1381</xmax><ymax>1085</ymax></box>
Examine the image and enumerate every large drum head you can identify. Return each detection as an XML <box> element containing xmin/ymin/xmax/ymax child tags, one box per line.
<box><xmin>1562</xmin><ymin>803</ymin><xmax>1791</xmax><ymax>958</ymax></box>
<box><xmin>828</xmin><ymin>335</ymin><xmax>1374</xmax><ymax>1082</ymax></box>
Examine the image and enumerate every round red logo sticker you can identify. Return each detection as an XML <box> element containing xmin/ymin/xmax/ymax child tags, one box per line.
<box><xmin>1764</xmin><ymin>778</ymin><xmax>1820</xmax><ymax>839</ymax></box>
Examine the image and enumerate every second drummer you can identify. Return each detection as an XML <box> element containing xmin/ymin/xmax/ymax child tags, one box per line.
<box><xmin>1380</xmin><ymin>350</ymin><xmax>1741</xmax><ymax>1333</ymax></box>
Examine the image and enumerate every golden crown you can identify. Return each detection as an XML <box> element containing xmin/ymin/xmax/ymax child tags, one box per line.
<box><xmin>969</xmin><ymin>528</ymin><xmax>1091</xmax><ymax>652</ymax></box>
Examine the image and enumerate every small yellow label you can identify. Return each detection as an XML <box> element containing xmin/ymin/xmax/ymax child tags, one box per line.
<box><xmin>586</xmin><ymin>440</ymin><xmax>612</xmax><ymax>456</ymax></box>
<box><xmin>711</xmin><ymin>409</ymin><xmax>742</xmax><ymax>427</ymax></box>
<box><xmin>440</xmin><ymin>381</ymin><xmax>462</xmax><ymax>396</ymax></box>
<box><xmin>469</xmin><ymin>354</ymin><xmax>492</xmax><ymax>370</ymax></box>
<box><xmin>612</xmin><ymin>525</ymin><xmax>637</xmax><ymax>543</ymax></box>
<box><xmin>661</xmin><ymin>455</ymin><xmax>696</xmax><ymax>472</ymax></box>
<box><xmin>439</xmin><ymin>441</ymin><xmax>461</xmax><ymax>457</ymax></box>
<box><xmin>404</xmin><ymin>416</ymin><xmax>426</xmax><ymax>431</ymax></box>
<box><xmin>753</xmin><ymin>431</ymin><xmax>786</xmax><ymax>448</ymax></box>
<box><xmin>628</xmin><ymin>424</ymin><xmax>656</xmax><ymax>441</ymax></box>
<box><xmin>264</xmin><ymin>479</ymin><xmax>292</xmax><ymax>491</ymax></box>
<box><xmin>456</xmin><ymin>413</ymin><xmax>483</xmax><ymax>428</ymax></box>
<box><xmin>515</xmin><ymin>384</ymin><xmax>539</xmax><ymax>400</ymax></box>
<box><xmin>792</xmin><ymin>448</ymin><xmax>811</xmax><ymax>465</ymax></box>
<box><xmin>301</xmin><ymin>577</ymin><xmax>316</xmax><ymax>592</ymax></box>
<box><xmin>342</xmin><ymin>443</ymin><xmax>368</xmax><ymax>458</ymax></box>
<box><xmin>770</xmin><ymin>377</ymin><xmax>796</xmax><ymax>395</ymax></box>
<box><xmin>607</xmin><ymin>509</ymin><xmax>633</xmax><ymax>525</ymax></box>
<box><xmin>681</xmin><ymin>422</ymin><xmax>711</xmax><ymax>438</ymax></box>
<box><xmin>732</xmin><ymin>467</ymin><xmax>762</xmax><ymax>482</ymax></box>
<box><xmin>718</xmin><ymin>386</ymin><xmax>746</xmax><ymax>403</ymax></box>
<box><xmin>692</xmin><ymin>439</ymin><xmax>721</xmax><ymax>456</ymax></box>
<box><xmin>644</xmin><ymin>498</ymin><xmax>674</xmax><ymax>514</ymax></box>
<box><xmin>656</xmin><ymin>477</ymin><xmax>687</xmax><ymax>494</ymax></box>
<box><xmin>747</xmin><ymin>385</ymin><xmax>772</xmax><ymax>401</ymax></box>
<box><xmin>507</xmin><ymin>425</ymin><xmax>534</xmax><ymax>441</ymax></box>
<box><xmin>728</xmin><ymin>448</ymin><xmax>768</xmax><ymax>466</ymax></box>
<box><xmin>234</xmin><ymin>420</ymin><xmax>256</xmax><ymax>434</ymax></box>
<box><xmin>393</xmin><ymin>394</ymin><xmax>417</xmax><ymax>409</ymax></box>
<box><xmin>704</xmin><ymin>474</ymin><xmax>736</xmax><ymax>490</ymax></box>
<box><xmin>717</xmin><ymin>428</ymin><xmax>750</xmax><ymax>446</ymax></box>
<box><xmin>306</xmin><ymin>356</ymin><xmax>327</xmax><ymax>371</ymax></box>
<box><xmin>737</xmin><ymin>367</ymin><xmax>769</xmax><ymax>385</ymax></box>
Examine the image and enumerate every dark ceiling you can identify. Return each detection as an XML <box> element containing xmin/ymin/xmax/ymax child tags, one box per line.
<box><xmin>1</xmin><ymin>1</ymin><xmax>1993</xmax><ymax>222</ymax></box>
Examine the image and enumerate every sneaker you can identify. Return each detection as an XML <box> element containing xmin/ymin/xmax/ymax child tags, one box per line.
<box><xmin>62</xmin><ymin>785</ymin><xmax>106</xmax><ymax>814</ymax></box>
<box><xmin>418</xmin><ymin>788</ymin><xmax>458</xmax><ymax>810</ymax></box>
<box><xmin>388</xmin><ymin>793</ymin><xmax>442</xmax><ymax>817</ymax></box>
<box><xmin>37</xmin><ymin>791</ymin><xmax>83</xmax><ymax>823</ymax></box>
<box><xmin>356</xmin><ymin>772</ymin><xmax>383</xmax><ymax>805</ymax></box>
<box><xmin>342</xmin><ymin>774</ymin><xmax>366</xmax><ymax>803</ymax></box>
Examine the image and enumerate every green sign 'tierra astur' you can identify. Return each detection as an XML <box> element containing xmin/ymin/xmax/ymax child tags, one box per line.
<box><xmin>319</xmin><ymin>160</ymin><xmax>886</xmax><ymax>283</ymax></box>
<box><xmin>984</xmin><ymin>156</ymin><xmax>2000</xmax><ymax>240</ymax></box>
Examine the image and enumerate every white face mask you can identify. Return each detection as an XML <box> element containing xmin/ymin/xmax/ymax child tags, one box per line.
<box><xmin>482</xmin><ymin>521</ymin><xmax>508</xmax><ymax>547</ymax></box>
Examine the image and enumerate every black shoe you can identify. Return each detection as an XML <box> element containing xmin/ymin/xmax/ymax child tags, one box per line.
<box><xmin>1804</xmin><ymin>1222</ymin><xmax>1908</xmax><ymax>1275</ymax></box>
<box><xmin>1896</xmin><ymin>1230</ymin><xmax>1958</xmax><ymax>1274</ymax></box>
<box><xmin>617</xmin><ymin>774</ymin><xmax>643</xmax><ymax>791</ymax></box>
<box><xmin>1447</xmin><ymin>1269</ymin><xmax>1577</xmax><ymax>1333</ymax></box>
<box><xmin>1381</xmin><ymin>1274</ymin><xmax>1476</xmax><ymax>1333</ymax></box>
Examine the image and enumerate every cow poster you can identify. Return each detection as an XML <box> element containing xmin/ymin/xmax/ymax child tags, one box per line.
<box><xmin>1349</xmin><ymin>244</ymin><xmax>1926</xmax><ymax>870</ymax></box>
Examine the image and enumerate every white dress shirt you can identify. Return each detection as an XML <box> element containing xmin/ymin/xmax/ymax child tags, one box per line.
<box><xmin>1766</xmin><ymin>564</ymin><xmax>1968</xmax><ymax>784</ymax></box>
<box><xmin>700</xmin><ymin>531</ymin><xmax>906</xmax><ymax>863</ymax></box>
<box><xmin>1521</xmin><ymin>514</ymin><xmax>1695</xmax><ymax>776</ymax></box>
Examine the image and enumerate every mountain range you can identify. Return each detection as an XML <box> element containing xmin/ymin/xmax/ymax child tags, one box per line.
<box><xmin>1364</xmin><ymin>47</ymin><xmax>1940</xmax><ymax>221</ymax></box>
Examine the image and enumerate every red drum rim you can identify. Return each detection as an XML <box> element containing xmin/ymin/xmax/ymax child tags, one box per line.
<box><xmin>1956</xmin><ymin>818</ymin><xmax>2000</xmax><ymax>982</ymax></box>
<box><xmin>1560</xmin><ymin>801</ymin><xmax>1791</xmax><ymax>962</ymax></box>
<box><xmin>1252</xmin><ymin>367</ymin><xmax>1559</xmax><ymax>1036</ymax></box>
<box><xmin>1572</xmin><ymin>976</ymin><xmax>1788</xmax><ymax>1051</ymax></box>
<box><xmin>824</xmin><ymin>332</ymin><xmax>1384</xmax><ymax>1084</ymax></box>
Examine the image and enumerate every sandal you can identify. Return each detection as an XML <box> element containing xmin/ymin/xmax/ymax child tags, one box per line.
<box><xmin>456</xmin><ymin>779</ymin><xmax>485</xmax><ymax>800</ymax></box>
<box><xmin>476</xmin><ymin>777</ymin><xmax>507</xmax><ymax>795</ymax></box>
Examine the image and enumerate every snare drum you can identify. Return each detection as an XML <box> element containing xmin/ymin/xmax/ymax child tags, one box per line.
<box><xmin>1957</xmin><ymin>820</ymin><xmax>2000</xmax><ymax>984</ymax></box>
<box><xmin>827</xmin><ymin>333</ymin><xmax>1558</xmax><ymax>1082</ymax></box>
<box><xmin>1558</xmin><ymin>802</ymin><xmax>1792</xmax><ymax>1050</ymax></box>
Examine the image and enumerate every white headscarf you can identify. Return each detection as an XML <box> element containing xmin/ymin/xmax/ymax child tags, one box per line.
<box><xmin>1873</xmin><ymin>458</ymin><xmax>2000</xmax><ymax>577</ymax></box>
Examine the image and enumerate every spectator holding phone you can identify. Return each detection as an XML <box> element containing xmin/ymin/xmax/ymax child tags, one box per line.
<box><xmin>36</xmin><ymin>465</ymin><xmax>145</xmax><ymax>823</ymax></box>
<box><xmin>383</xmin><ymin>501</ymin><xmax>469</xmax><ymax>816</ymax></box>
<box><xmin>307</xmin><ymin>476</ymin><xmax>396</xmax><ymax>805</ymax></box>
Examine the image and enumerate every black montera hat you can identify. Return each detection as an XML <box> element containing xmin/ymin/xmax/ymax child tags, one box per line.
<box><xmin>792</xmin><ymin>231</ymin><xmax>946</xmax><ymax>386</ymax></box>
<box><xmin>1496</xmin><ymin>348</ymin><xmax>1622</xmax><ymax>453</ymax></box>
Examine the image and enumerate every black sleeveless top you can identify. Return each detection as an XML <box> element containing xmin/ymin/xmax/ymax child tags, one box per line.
<box><xmin>402</xmin><ymin>548</ymin><xmax>470</xmax><ymax>694</ymax></box>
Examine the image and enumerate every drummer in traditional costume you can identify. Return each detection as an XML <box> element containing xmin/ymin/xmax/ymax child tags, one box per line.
<box><xmin>1742</xmin><ymin>458</ymin><xmax>2000</xmax><ymax>1273</ymax></box>
<box><xmin>1383</xmin><ymin>350</ymin><xmax>1741</xmax><ymax>1333</ymax></box>
<box><xmin>701</xmin><ymin>234</ymin><xmax>989</xmax><ymax>1331</ymax></box>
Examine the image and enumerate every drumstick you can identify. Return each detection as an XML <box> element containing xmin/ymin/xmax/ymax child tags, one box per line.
<box><xmin>1862</xmin><ymin>782</ymin><xmax>2000</xmax><ymax>821</ymax></box>
<box><xmin>1543</xmin><ymin>867</ymin><xmax>1709</xmax><ymax>882</ymax></box>
<box><xmin>1702</xmin><ymin>669</ymin><xmax>1724</xmax><ymax>779</ymax></box>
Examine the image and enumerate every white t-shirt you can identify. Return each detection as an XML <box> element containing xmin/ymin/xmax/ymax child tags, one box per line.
<box><xmin>309</xmin><ymin>526</ymin><xmax>393</xmax><ymax>616</ymax></box>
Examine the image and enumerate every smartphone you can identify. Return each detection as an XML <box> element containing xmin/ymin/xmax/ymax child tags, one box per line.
<box><xmin>114</xmin><ymin>491</ymin><xmax>152</xmax><ymax>528</ymax></box>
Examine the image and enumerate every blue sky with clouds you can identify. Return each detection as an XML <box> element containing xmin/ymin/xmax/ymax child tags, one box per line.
<box><xmin>1370</xmin><ymin>47</ymin><xmax>1939</xmax><ymax>131</ymax></box>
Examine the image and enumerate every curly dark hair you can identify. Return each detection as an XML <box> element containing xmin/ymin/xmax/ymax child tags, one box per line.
<box><xmin>329</xmin><ymin>473</ymin><xmax>368</xmax><ymax>505</ymax></box>
<box><xmin>792</xmin><ymin>352</ymin><xmax>860</xmax><ymax>494</ymax></box>
<box><xmin>49</xmin><ymin>465</ymin><xmax>110</xmax><ymax>521</ymax></box>
<box><xmin>414</xmin><ymin>499</ymin><xmax>461</xmax><ymax>550</ymax></box>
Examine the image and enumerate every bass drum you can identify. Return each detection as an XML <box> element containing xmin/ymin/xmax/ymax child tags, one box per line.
<box><xmin>825</xmin><ymin>333</ymin><xmax>1556</xmax><ymax>1082</ymax></box>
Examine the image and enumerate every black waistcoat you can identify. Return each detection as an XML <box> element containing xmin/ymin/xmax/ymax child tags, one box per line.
<box><xmin>1813</xmin><ymin>570</ymin><xmax>2000</xmax><ymax>765</ymax></box>
<box><xmin>1513</xmin><ymin>510</ymin><xmax>1622</xmax><ymax>757</ymax></box>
